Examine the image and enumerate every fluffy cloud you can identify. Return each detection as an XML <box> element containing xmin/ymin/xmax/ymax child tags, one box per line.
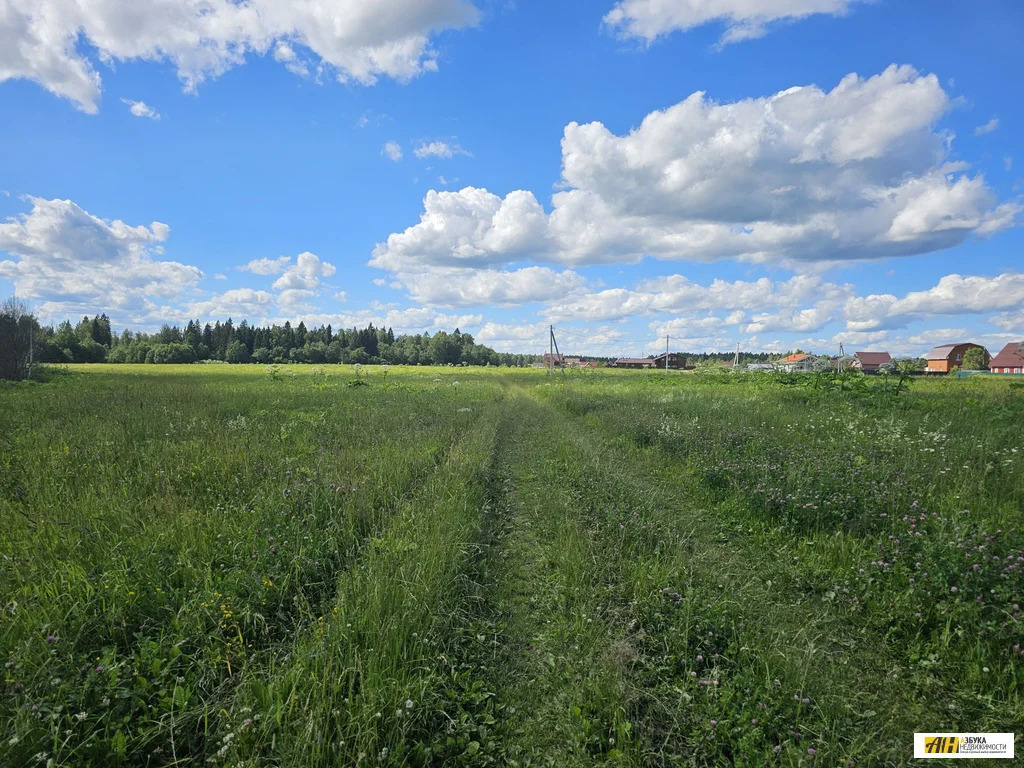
<box><xmin>1</xmin><ymin>0</ymin><xmax>480</xmax><ymax>112</ymax></box>
<box><xmin>395</xmin><ymin>266</ymin><xmax>585</xmax><ymax>307</ymax></box>
<box><xmin>121</xmin><ymin>98</ymin><xmax>160</xmax><ymax>119</ymax></box>
<box><xmin>371</xmin><ymin>187</ymin><xmax>548</xmax><ymax>270</ymax></box>
<box><xmin>373</xmin><ymin>66</ymin><xmax>1018</xmax><ymax>274</ymax></box>
<box><xmin>270</xmin><ymin>251</ymin><xmax>336</xmax><ymax>291</ymax></box>
<box><xmin>414</xmin><ymin>140</ymin><xmax>471</xmax><ymax>159</ymax></box>
<box><xmin>187</xmin><ymin>288</ymin><xmax>275</xmax><ymax>320</ymax></box>
<box><xmin>240</xmin><ymin>256</ymin><xmax>291</xmax><ymax>275</ymax></box>
<box><xmin>604</xmin><ymin>0</ymin><xmax>863</xmax><ymax>45</ymax></box>
<box><xmin>270</xmin><ymin>251</ymin><xmax>337</xmax><ymax>311</ymax></box>
<box><xmin>991</xmin><ymin>310</ymin><xmax>1024</xmax><ymax>333</ymax></box>
<box><xmin>0</xmin><ymin>196</ymin><xmax>201</xmax><ymax>318</ymax></box>
<box><xmin>844</xmin><ymin>273</ymin><xmax>1024</xmax><ymax>331</ymax></box>
<box><xmin>546</xmin><ymin>274</ymin><xmax>849</xmax><ymax>323</ymax></box>
<box><xmin>382</xmin><ymin>141</ymin><xmax>403</xmax><ymax>161</ymax></box>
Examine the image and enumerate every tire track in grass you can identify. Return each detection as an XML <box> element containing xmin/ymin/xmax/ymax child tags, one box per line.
<box><xmin>546</xmin><ymin>389</ymin><xmax>952</xmax><ymax>766</ymax></box>
<box><xmin>221</xmin><ymin>399</ymin><xmax>507</xmax><ymax>767</ymax></box>
<box><xmin>455</xmin><ymin>391</ymin><xmax>639</xmax><ymax>766</ymax></box>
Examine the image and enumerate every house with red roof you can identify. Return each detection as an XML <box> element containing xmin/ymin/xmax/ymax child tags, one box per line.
<box><xmin>988</xmin><ymin>342</ymin><xmax>1024</xmax><ymax>374</ymax></box>
<box><xmin>852</xmin><ymin>351</ymin><xmax>892</xmax><ymax>372</ymax></box>
<box><xmin>778</xmin><ymin>352</ymin><xmax>814</xmax><ymax>372</ymax></box>
<box><xmin>924</xmin><ymin>343</ymin><xmax>988</xmax><ymax>373</ymax></box>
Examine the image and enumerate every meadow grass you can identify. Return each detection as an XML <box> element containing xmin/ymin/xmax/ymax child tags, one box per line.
<box><xmin>1</xmin><ymin>365</ymin><xmax>1020</xmax><ymax>766</ymax></box>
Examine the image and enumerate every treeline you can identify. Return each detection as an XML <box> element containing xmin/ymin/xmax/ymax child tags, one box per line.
<box><xmin>30</xmin><ymin>314</ymin><xmax>539</xmax><ymax>367</ymax></box>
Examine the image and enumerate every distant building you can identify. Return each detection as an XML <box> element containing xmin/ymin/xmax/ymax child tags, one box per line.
<box><xmin>651</xmin><ymin>352</ymin><xmax>687</xmax><ymax>369</ymax></box>
<box><xmin>543</xmin><ymin>353</ymin><xmax>583</xmax><ymax>368</ymax></box>
<box><xmin>611</xmin><ymin>357</ymin><xmax>654</xmax><ymax>369</ymax></box>
<box><xmin>746</xmin><ymin>361</ymin><xmax>775</xmax><ymax>372</ymax></box>
<box><xmin>988</xmin><ymin>342</ymin><xmax>1024</xmax><ymax>374</ymax></box>
<box><xmin>852</xmin><ymin>351</ymin><xmax>893</xmax><ymax>372</ymax></box>
<box><xmin>924</xmin><ymin>343</ymin><xmax>988</xmax><ymax>373</ymax></box>
<box><xmin>777</xmin><ymin>353</ymin><xmax>814</xmax><ymax>372</ymax></box>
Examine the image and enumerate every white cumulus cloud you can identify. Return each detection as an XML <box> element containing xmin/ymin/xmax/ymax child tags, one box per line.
<box><xmin>240</xmin><ymin>255</ymin><xmax>291</xmax><ymax>275</ymax></box>
<box><xmin>121</xmin><ymin>98</ymin><xmax>160</xmax><ymax>119</ymax></box>
<box><xmin>0</xmin><ymin>196</ymin><xmax>201</xmax><ymax>319</ymax></box>
<box><xmin>187</xmin><ymin>288</ymin><xmax>275</xmax><ymax>320</ymax></box>
<box><xmin>844</xmin><ymin>273</ymin><xmax>1024</xmax><ymax>331</ymax></box>
<box><xmin>414</xmin><ymin>140</ymin><xmax>472</xmax><ymax>159</ymax></box>
<box><xmin>0</xmin><ymin>0</ymin><xmax>480</xmax><ymax>113</ymax></box>
<box><xmin>396</xmin><ymin>266</ymin><xmax>586</xmax><ymax>307</ymax></box>
<box><xmin>372</xmin><ymin>66</ymin><xmax>1018</xmax><ymax>275</ymax></box>
<box><xmin>382</xmin><ymin>141</ymin><xmax>403</xmax><ymax>161</ymax></box>
<box><xmin>604</xmin><ymin>0</ymin><xmax>864</xmax><ymax>45</ymax></box>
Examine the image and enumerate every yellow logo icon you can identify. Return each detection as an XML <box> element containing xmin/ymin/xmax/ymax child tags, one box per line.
<box><xmin>924</xmin><ymin>736</ymin><xmax>961</xmax><ymax>754</ymax></box>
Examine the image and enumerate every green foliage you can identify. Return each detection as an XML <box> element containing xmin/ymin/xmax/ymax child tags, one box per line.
<box><xmin>33</xmin><ymin>315</ymin><xmax>538</xmax><ymax>367</ymax></box>
<box><xmin>961</xmin><ymin>346</ymin><xmax>989</xmax><ymax>370</ymax></box>
<box><xmin>225</xmin><ymin>339</ymin><xmax>251</xmax><ymax>364</ymax></box>
<box><xmin>0</xmin><ymin>297</ymin><xmax>38</xmax><ymax>380</ymax></box>
<box><xmin>1</xmin><ymin>367</ymin><xmax>1021</xmax><ymax>765</ymax></box>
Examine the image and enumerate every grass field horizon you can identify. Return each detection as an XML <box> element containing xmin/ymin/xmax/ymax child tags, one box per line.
<box><xmin>2</xmin><ymin>364</ymin><xmax>1021</xmax><ymax>766</ymax></box>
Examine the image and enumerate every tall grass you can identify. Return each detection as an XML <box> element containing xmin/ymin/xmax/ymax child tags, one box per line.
<box><xmin>1</xmin><ymin>365</ymin><xmax>1020</xmax><ymax>765</ymax></box>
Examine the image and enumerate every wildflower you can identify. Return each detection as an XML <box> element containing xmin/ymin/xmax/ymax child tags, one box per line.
<box><xmin>75</xmin><ymin>712</ymin><xmax>87</xmax><ymax>722</ymax></box>
<box><xmin>710</xmin><ymin>719</ymin><xmax>718</xmax><ymax>728</ymax></box>
<box><xmin>773</xmin><ymin>745</ymin><xmax>782</xmax><ymax>755</ymax></box>
<box><xmin>808</xmin><ymin>748</ymin><xmax>817</xmax><ymax>756</ymax></box>
<box><xmin>45</xmin><ymin>635</ymin><xmax>56</xmax><ymax>645</ymax></box>
<box><xmin>950</xmin><ymin>586</ymin><xmax>958</xmax><ymax>594</ymax></box>
<box><xmin>405</xmin><ymin>699</ymin><xmax>414</xmax><ymax>709</ymax></box>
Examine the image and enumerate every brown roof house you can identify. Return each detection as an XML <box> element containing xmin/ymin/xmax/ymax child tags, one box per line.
<box><xmin>612</xmin><ymin>357</ymin><xmax>654</xmax><ymax>369</ymax></box>
<box><xmin>924</xmin><ymin>343</ymin><xmax>988</xmax><ymax>373</ymax></box>
<box><xmin>852</xmin><ymin>351</ymin><xmax>893</xmax><ymax>372</ymax></box>
<box><xmin>652</xmin><ymin>352</ymin><xmax>687</xmax><ymax>370</ymax></box>
<box><xmin>989</xmin><ymin>342</ymin><xmax>1024</xmax><ymax>374</ymax></box>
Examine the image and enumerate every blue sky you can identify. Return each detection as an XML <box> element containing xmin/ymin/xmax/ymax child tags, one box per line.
<box><xmin>1</xmin><ymin>0</ymin><xmax>1022</xmax><ymax>357</ymax></box>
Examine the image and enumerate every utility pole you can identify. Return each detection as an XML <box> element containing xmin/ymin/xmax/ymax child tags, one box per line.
<box><xmin>665</xmin><ymin>334</ymin><xmax>669</xmax><ymax>372</ymax></box>
<box><xmin>549</xmin><ymin>324</ymin><xmax>554</xmax><ymax>374</ymax></box>
<box><xmin>837</xmin><ymin>341</ymin><xmax>844</xmax><ymax>373</ymax></box>
<box><xmin>733</xmin><ymin>342</ymin><xmax>739</xmax><ymax>369</ymax></box>
<box><xmin>551</xmin><ymin>326</ymin><xmax>564</xmax><ymax>374</ymax></box>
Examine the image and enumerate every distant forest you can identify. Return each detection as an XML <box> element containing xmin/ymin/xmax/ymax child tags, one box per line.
<box><xmin>31</xmin><ymin>314</ymin><xmax>541</xmax><ymax>367</ymax></box>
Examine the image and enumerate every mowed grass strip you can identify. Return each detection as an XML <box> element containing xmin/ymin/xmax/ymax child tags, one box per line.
<box><xmin>220</xmin><ymin>396</ymin><xmax>507</xmax><ymax>766</ymax></box>
<box><xmin>0</xmin><ymin>367</ymin><xmax>489</xmax><ymax>766</ymax></box>
<box><xmin>471</xmin><ymin>393</ymin><xmax>638</xmax><ymax>766</ymax></box>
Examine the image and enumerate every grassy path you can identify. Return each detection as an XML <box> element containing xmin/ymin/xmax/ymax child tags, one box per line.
<box><xmin>443</xmin><ymin>383</ymin><xmax>950</xmax><ymax>766</ymax></box>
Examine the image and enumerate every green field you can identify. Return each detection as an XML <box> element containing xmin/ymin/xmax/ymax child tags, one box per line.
<box><xmin>1</xmin><ymin>365</ymin><xmax>1021</xmax><ymax>766</ymax></box>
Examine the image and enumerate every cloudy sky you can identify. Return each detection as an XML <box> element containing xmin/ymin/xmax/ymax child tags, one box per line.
<box><xmin>1</xmin><ymin>0</ymin><xmax>1021</xmax><ymax>357</ymax></box>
